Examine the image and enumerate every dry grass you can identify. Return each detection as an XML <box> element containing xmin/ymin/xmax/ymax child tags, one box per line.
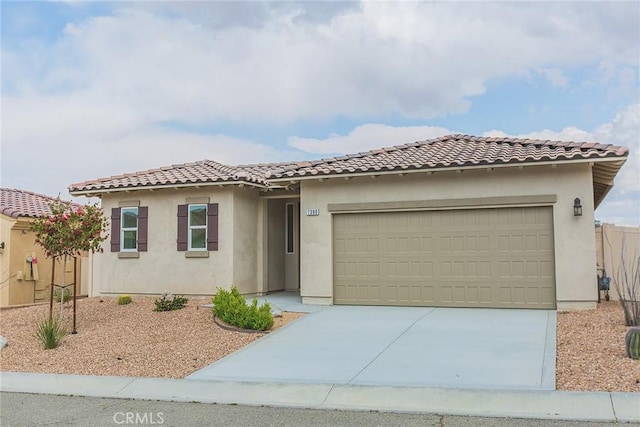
<box><xmin>556</xmin><ymin>301</ymin><xmax>640</xmax><ymax>392</ymax></box>
<box><xmin>1</xmin><ymin>297</ymin><xmax>638</xmax><ymax>391</ymax></box>
<box><xmin>0</xmin><ymin>296</ymin><xmax>303</xmax><ymax>378</ymax></box>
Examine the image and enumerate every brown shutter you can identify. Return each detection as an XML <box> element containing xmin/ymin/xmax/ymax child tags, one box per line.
<box><xmin>110</xmin><ymin>208</ymin><xmax>121</xmax><ymax>252</ymax></box>
<box><xmin>177</xmin><ymin>204</ymin><xmax>188</xmax><ymax>251</ymax></box>
<box><xmin>207</xmin><ymin>203</ymin><xmax>219</xmax><ymax>251</ymax></box>
<box><xmin>137</xmin><ymin>206</ymin><xmax>148</xmax><ymax>252</ymax></box>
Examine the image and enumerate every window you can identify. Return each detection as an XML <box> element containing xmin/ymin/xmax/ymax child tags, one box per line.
<box><xmin>188</xmin><ymin>204</ymin><xmax>207</xmax><ymax>250</ymax></box>
<box><xmin>120</xmin><ymin>207</ymin><xmax>138</xmax><ymax>251</ymax></box>
<box><xmin>286</xmin><ymin>202</ymin><xmax>295</xmax><ymax>254</ymax></box>
<box><xmin>110</xmin><ymin>205</ymin><xmax>148</xmax><ymax>253</ymax></box>
<box><xmin>177</xmin><ymin>203</ymin><xmax>218</xmax><ymax>252</ymax></box>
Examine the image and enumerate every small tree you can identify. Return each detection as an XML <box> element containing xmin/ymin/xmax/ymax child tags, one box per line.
<box><xmin>30</xmin><ymin>198</ymin><xmax>108</xmax><ymax>325</ymax></box>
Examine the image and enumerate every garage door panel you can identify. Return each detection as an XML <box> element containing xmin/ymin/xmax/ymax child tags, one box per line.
<box><xmin>334</xmin><ymin>207</ymin><xmax>556</xmax><ymax>309</ymax></box>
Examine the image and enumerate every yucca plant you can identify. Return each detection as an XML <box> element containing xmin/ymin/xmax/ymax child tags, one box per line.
<box><xmin>34</xmin><ymin>317</ymin><xmax>68</xmax><ymax>349</ymax></box>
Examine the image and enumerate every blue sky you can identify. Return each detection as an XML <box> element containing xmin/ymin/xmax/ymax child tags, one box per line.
<box><xmin>1</xmin><ymin>1</ymin><xmax>639</xmax><ymax>225</ymax></box>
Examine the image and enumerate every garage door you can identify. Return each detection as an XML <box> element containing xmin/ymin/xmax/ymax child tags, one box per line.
<box><xmin>333</xmin><ymin>207</ymin><xmax>555</xmax><ymax>309</ymax></box>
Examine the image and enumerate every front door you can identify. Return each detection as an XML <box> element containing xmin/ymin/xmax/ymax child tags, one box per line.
<box><xmin>267</xmin><ymin>199</ymin><xmax>300</xmax><ymax>292</ymax></box>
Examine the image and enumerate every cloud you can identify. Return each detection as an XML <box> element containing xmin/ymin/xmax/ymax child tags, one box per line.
<box><xmin>3</xmin><ymin>2</ymin><xmax>638</xmax><ymax>122</ymax></box>
<box><xmin>0</xmin><ymin>125</ymin><xmax>292</xmax><ymax>201</ymax></box>
<box><xmin>289</xmin><ymin>124</ymin><xmax>453</xmax><ymax>155</ymax></box>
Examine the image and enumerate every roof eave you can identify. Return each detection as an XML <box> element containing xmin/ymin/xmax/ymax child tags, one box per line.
<box><xmin>267</xmin><ymin>155</ymin><xmax>628</xmax><ymax>183</ymax></box>
<box><xmin>69</xmin><ymin>180</ymin><xmax>268</xmax><ymax>197</ymax></box>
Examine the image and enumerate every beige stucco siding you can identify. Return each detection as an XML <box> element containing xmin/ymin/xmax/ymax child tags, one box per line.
<box><xmin>96</xmin><ymin>188</ymin><xmax>238</xmax><ymax>296</ymax></box>
<box><xmin>232</xmin><ymin>187</ymin><xmax>260</xmax><ymax>294</ymax></box>
<box><xmin>299</xmin><ymin>163</ymin><xmax>598</xmax><ymax>309</ymax></box>
<box><xmin>0</xmin><ymin>214</ymin><xmax>84</xmax><ymax>307</ymax></box>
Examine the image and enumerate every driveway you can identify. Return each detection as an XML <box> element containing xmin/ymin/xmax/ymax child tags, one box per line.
<box><xmin>188</xmin><ymin>299</ymin><xmax>556</xmax><ymax>391</ymax></box>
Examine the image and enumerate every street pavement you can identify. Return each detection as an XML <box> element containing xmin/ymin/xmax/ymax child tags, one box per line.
<box><xmin>2</xmin><ymin>392</ymin><xmax>638</xmax><ymax>427</ymax></box>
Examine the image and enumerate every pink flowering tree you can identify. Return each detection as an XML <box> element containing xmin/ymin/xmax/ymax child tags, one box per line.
<box><xmin>31</xmin><ymin>198</ymin><xmax>108</xmax><ymax>323</ymax></box>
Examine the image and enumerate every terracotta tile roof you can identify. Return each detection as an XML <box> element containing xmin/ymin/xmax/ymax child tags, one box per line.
<box><xmin>68</xmin><ymin>134</ymin><xmax>628</xmax><ymax>194</ymax></box>
<box><xmin>0</xmin><ymin>188</ymin><xmax>70</xmax><ymax>219</ymax></box>
<box><xmin>267</xmin><ymin>134</ymin><xmax>628</xmax><ymax>179</ymax></box>
<box><xmin>68</xmin><ymin>160</ymin><xmax>304</xmax><ymax>193</ymax></box>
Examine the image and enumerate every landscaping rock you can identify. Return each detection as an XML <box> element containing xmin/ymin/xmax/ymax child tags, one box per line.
<box><xmin>0</xmin><ymin>335</ymin><xmax>7</xmax><ymax>350</ymax></box>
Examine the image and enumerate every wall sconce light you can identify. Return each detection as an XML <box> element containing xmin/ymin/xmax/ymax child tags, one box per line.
<box><xmin>0</xmin><ymin>241</ymin><xmax>4</xmax><ymax>250</ymax></box>
<box><xmin>573</xmin><ymin>197</ymin><xmax>583</xmax><ymax>217</ymax></box>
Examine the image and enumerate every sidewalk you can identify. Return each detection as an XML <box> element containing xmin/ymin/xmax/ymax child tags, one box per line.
<box><xmin>1</xmin><ymin>371</ymin><xmax>638</xmax><ymax>423</ymax></box>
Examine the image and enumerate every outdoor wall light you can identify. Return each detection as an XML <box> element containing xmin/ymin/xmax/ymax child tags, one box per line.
<box><xmin>0</xmin><ymin>241</ymin><xmax>4</xmax><ymax>250</ymax></box>
<box><xmin>573</xmin><ymin>197</ymin><xmax>583</xmax><ymax>217</ymax></box>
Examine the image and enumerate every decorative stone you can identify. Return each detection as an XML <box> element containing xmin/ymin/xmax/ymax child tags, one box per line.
<box><xmin>0</xmin><ymin>335</ymin><xmax>7</xmax><ymax>350</ymax></box>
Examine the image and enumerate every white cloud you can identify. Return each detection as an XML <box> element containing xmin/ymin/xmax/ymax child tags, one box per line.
<box><xmin>3</xmin><ymin>2</ymin><xmax>638</xmax><ymax>122</ymax></box>
<box><xmin>0</xmin><ymin>126</ymin><xmax>291</xmax><ymax>200</ymax></box>
<box><xmin>289</xmin><ymin>124</ymin><xmax>453</xmax><ymax>155</ymax></box>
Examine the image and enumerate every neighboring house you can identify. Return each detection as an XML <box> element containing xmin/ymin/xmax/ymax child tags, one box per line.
<box><xmin>69</xmin><ymin>134</ymin><xmax>628</xmax><ymax>310</ymax></box>
<box><xmin>0</xmin><ymin>188</ymin><xmax>88</xmax><ymax>307</ymax></box>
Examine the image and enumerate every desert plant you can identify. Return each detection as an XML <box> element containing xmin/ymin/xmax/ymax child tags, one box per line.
<box><xmin>153</xmin><ymin>293</ymin><xmax>188</xmax><ymax>312</ymax></box>
<box><xmin>607</xmin><ymin>230</ymin><xmax>640</xmax><ymax>326</ymax></box>
<box><xmin>212</xmin><ymin>286</ymin><xmax>274</xmax><ymax>331</ymax></box>
<box><xmin>34</xmin><ymin>316</ymin><xmax>68</xmax><ymax>349</ymax></box>
<box><xmin>626</xmin><ymin>327</ymin><xmax>640</xmax><ymax>360</ymax></box>
<box><xmin>53</xmin><ymin>288</ymin><xmax>71</xmax><ymax>303</ymax></box>
<box><xmin>117</xmin><ymin>295</ymin><xmax>132</xmax><ymax>305</ymax></box>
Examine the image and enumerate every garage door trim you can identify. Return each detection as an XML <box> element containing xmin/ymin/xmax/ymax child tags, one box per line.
<box><xmin>328</xmin><ymin>194</ymin><xmax>557</xmax><ymax>213</ymax></box>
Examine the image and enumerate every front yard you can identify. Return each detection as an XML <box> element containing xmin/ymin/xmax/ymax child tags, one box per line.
<box><xmin>0</xmin><ymin>297</ymin><xmax>638</xmax><ymax>391</ymax></box>
<box><xmin>0</xmin><ymin>297</ymin><xmax>302</xmax><ymax>378</ymax></box>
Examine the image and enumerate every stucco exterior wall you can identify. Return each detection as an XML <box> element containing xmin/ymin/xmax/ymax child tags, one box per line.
<box><xmin>232</xmin><ymin>187</ymin><xmax>260</xmax><ymax>294</ymax></box>
<box><xmin>0</xmin><ymin>215</ymin><xmax>14</xmax><ymax>306</ymax></box>
<box><xmin>299</xmin><ymin>163</ymin><xmax>598</xmax><ymax>309</ymax></box>
<box><xmin>0</xmin><ymin>215</ymin><xmax>84</xmax><ymax>307</ymax></box>
<box><xmin>96</xmin><ymin>187</ymin><xmax>240</xmax><ymax>296</ymax></box>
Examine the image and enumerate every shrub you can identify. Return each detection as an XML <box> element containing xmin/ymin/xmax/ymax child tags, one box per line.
<box><xmin>154</xmin><ymin>293</ymin><xmax>188</xmax><ymax>312</ymax></box>
<box><xmin>212</xmin><ymin>286</ymin><xmax>274</xmax><ymax>331</ymax></box>
<box><xmin>34</xmin><ymin>317</ymin><xmax>67</xmax><ymax>349</ymax></box>
<box><xmin>53</xmin><ymin>288</ymin><xmax>72</xmax><ymax>303</ymax></box>
<box><xmin>117</xmin><ymin>295</ymin><xmax>132</xmax><ymax>305</ymax></box>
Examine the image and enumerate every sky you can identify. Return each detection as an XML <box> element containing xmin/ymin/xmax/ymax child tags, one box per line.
<box><xmin>1</xmin><ymin>1</ymin><xmax>639</xmax><ymax>226</ymax></box>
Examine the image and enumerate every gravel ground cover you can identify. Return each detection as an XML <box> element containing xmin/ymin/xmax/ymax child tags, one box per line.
<box><xmin>0</xmin><ymin>296</ymin><xmax>303</xmax><ymax>378</ymax></box>
<box><xmin>556</xmin><ymin>301</ymin><xmax>639</xmax><ymax>392</ymax></box>
<box><xmin>1</xmin><ymin>297</ymin><xmax>638</xmax><ymax>391</ymax></box>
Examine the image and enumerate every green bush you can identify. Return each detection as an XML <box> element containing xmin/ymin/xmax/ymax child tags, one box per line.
<box><xmin>212</xmin><ymin>286</ymin><xmax>274</xmax><ymax>331</ymax></box>
<box><xmin>34</xmin><ymin>317</ymin><xmax>67</xmax><ymax>349</ymax></box>
<box><xmin>53</xmin><ymin>288</ymin><xmax>72</xmax><ymax>303</ymax></box>
<box><xmin>117</xmin><ymin>295</ymin><xmax>132</xmax><ymax>305</ymax></box>
<box><xmin>154</xmin><ymin>293</ymin><xmax>188</xmax><ymax>312</ymax></box>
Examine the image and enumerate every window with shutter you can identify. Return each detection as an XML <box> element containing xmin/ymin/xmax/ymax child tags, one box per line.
<box><xmin>177</xmin><ymin>203</ymin><xmax>218</xmax><ymax>252</ymax></box>
<box><xmin>112</xmin><ymin>205</ymin><xmax>148</xmax><ymax>254</ymax></box>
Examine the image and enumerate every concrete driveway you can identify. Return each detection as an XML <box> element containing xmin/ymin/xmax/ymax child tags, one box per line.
<box><xmin>188</xmin><ymin>298</ymin><xmax>556</xmax><ymax>391</ymax></box>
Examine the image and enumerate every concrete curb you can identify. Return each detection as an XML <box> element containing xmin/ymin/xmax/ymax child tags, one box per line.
<box><xmin>1</xmin><ymin>372</ymin><xmax>638</xmax><ymax>422</ymax></box>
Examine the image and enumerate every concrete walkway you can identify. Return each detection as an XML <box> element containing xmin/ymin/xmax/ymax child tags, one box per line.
<box><xmin>1</xmin><ymin>372</ymin><xmax>638</xmax><ymax>422</ymax></box>
<box><xmin>190</xmin><ymin>301</ymin><xmax>556</xmax><ymax>390</ymax></box>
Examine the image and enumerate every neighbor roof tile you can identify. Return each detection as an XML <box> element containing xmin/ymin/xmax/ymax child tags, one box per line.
<box><xmin>0</xmin><ymin>188</ymin><xmax>72</xmax><ymax>219</ymax></box>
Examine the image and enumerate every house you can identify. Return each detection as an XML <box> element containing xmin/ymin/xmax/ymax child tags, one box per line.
<box><xmin>68</xmin><ymin>134</ymin><xmax>628</xmax><ymax>310</ymax></box>
<box><xmin>0</xmin><ymin>188</ymin><xmax>88</xmax><ymax>307</ymax></box>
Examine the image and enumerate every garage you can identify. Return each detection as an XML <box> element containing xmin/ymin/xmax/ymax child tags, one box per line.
<box><xmin>333</xmin><ymin>206</ymin><xmax>556</xmax><ymax>309</ymax></box>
